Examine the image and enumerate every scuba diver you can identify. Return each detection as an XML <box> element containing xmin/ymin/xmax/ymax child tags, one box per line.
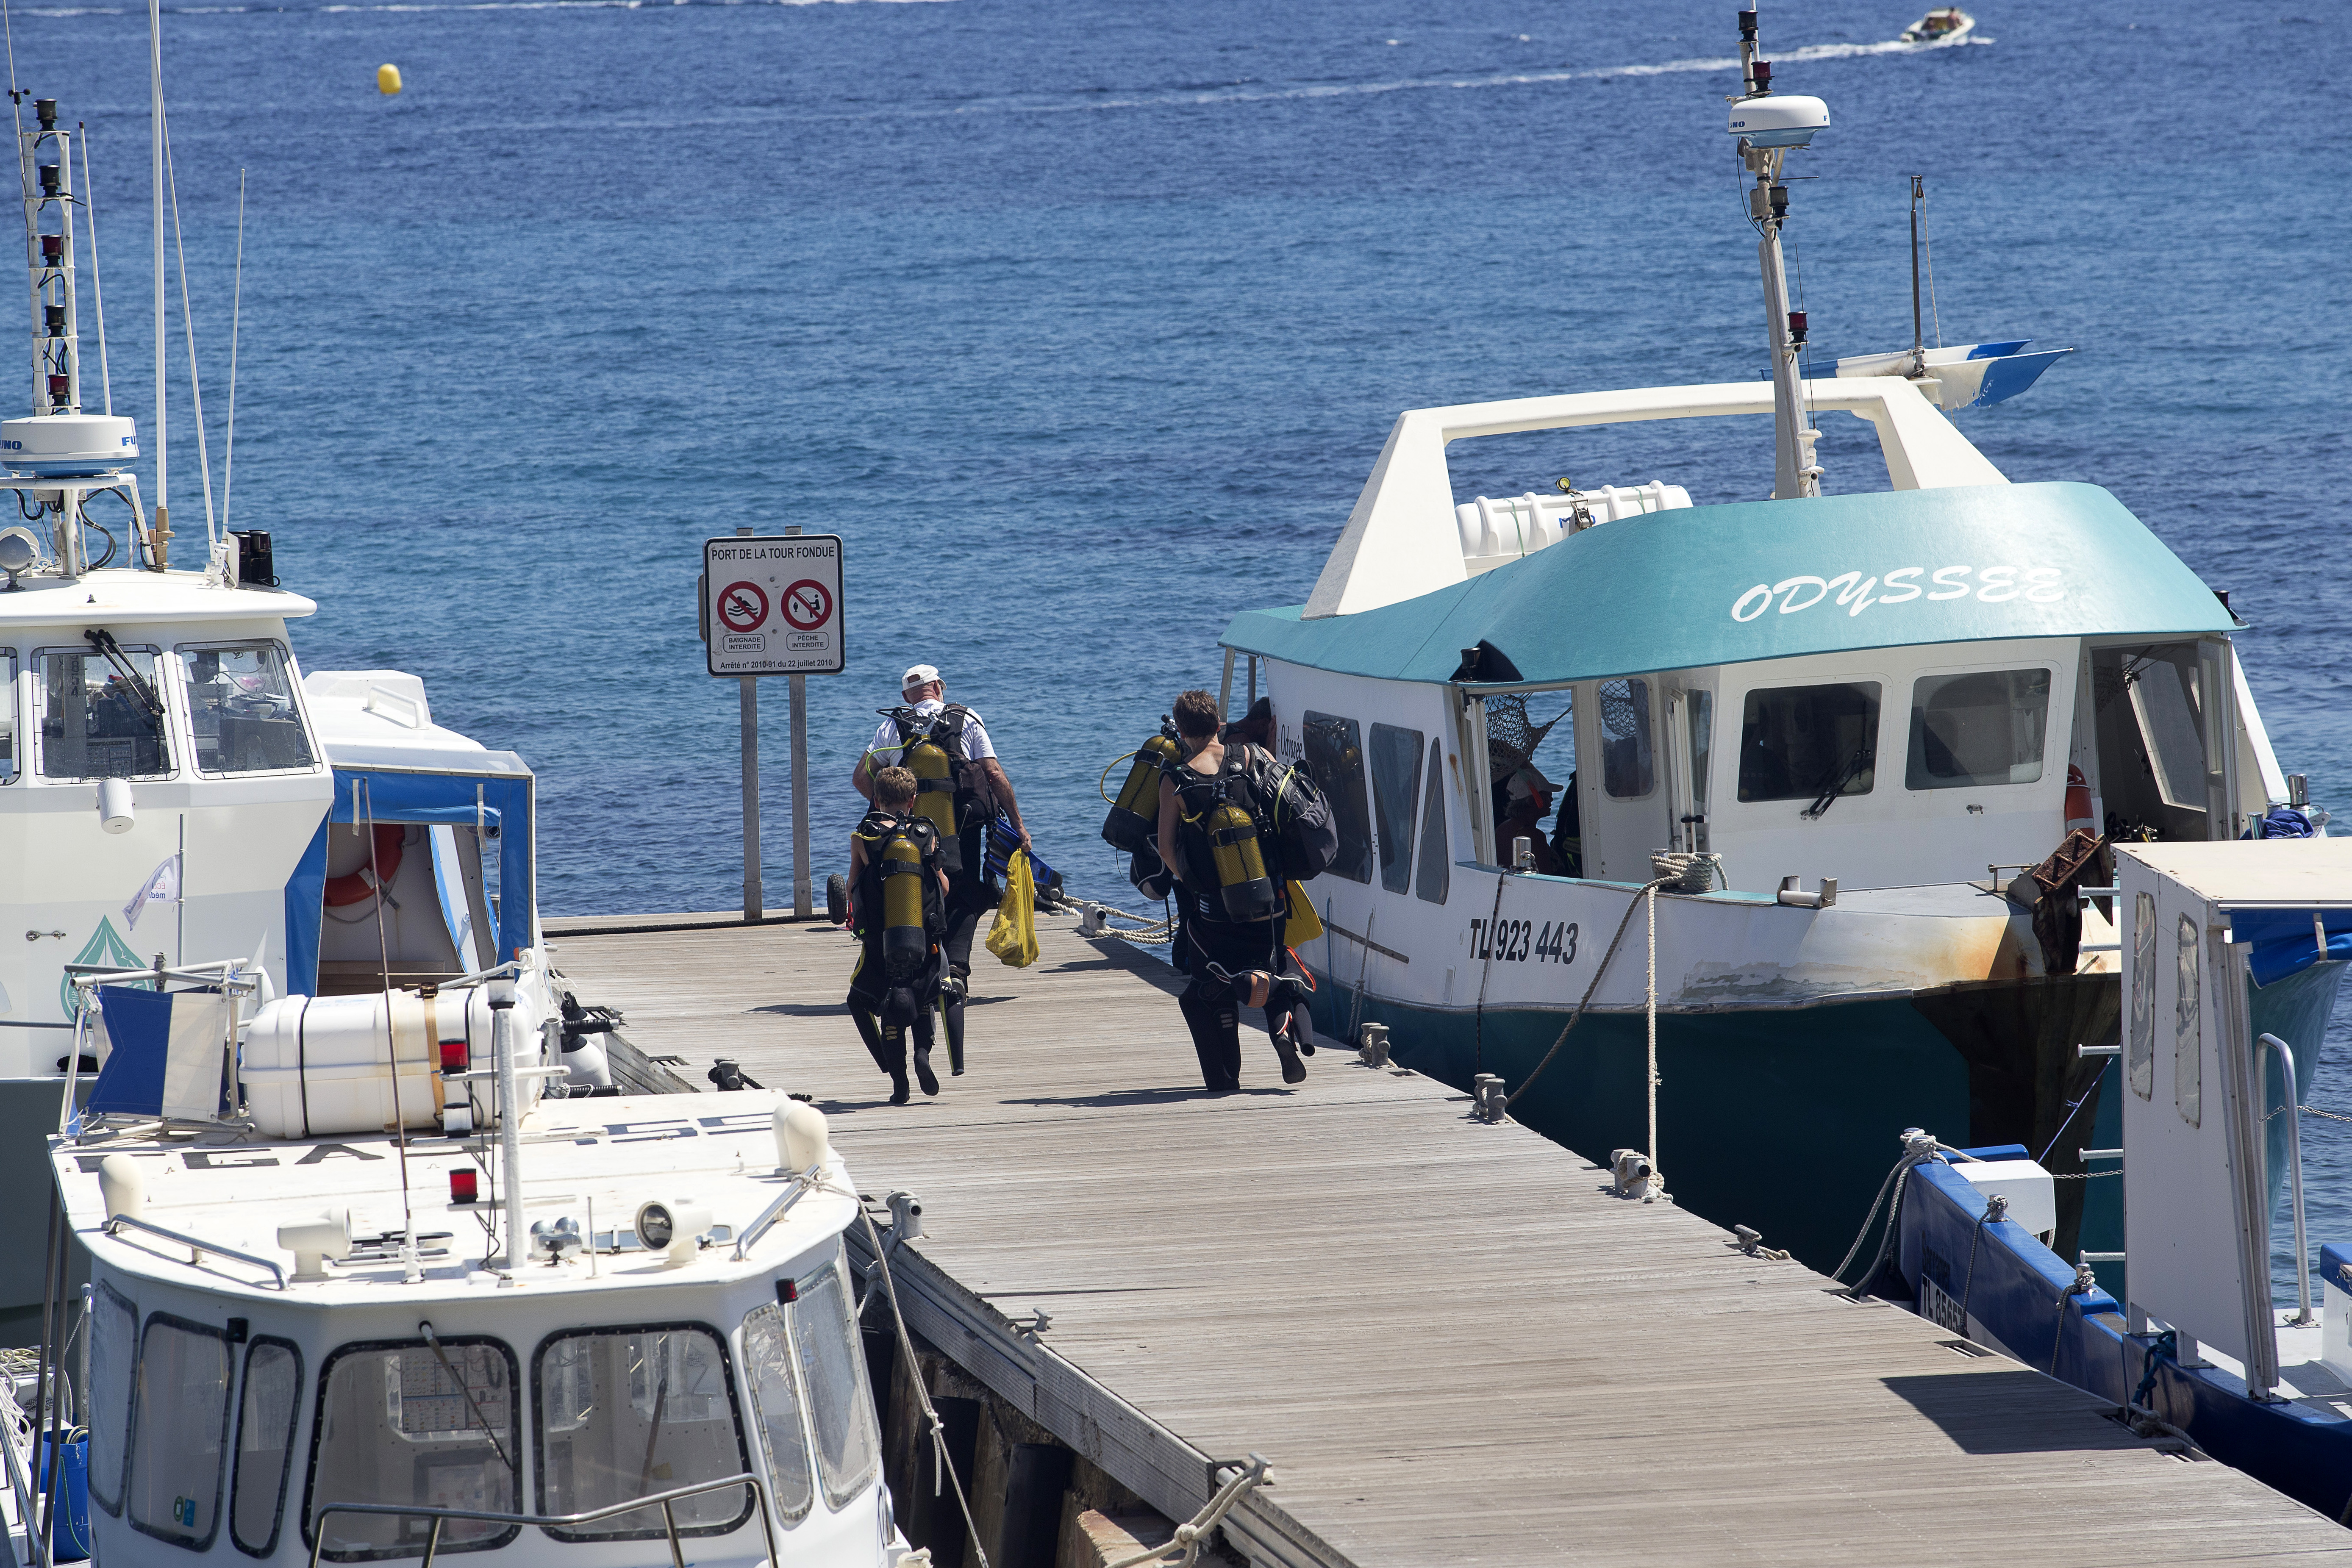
<box><xmin>845</xmin><ymin>766</ymin><xmax>951</xmax><ymax>1104</ymax></box>
<box><xmin>1157</xmin><ymin>688</ymin><xmax>1314</xmax><ymax>1092</ymax></box>
<box><xmin>852</xmin><ymin>663</ymin><xmax>1031</xmax><ymax>1077</ymax></box>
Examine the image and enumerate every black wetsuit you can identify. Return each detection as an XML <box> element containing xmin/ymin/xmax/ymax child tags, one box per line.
<box><xmin>1170</xmin><ymin>744</ymin><xmax>1316</xmax><ymax>1091</ymax></box>
<box><xmin>846</xmin><ymin>808</ymin><xmax>948</xmax><ymax>1102</ymax></box>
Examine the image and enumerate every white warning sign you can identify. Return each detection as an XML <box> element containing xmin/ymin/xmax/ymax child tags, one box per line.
<box><xmin>702</xmin><ymin>535</ymin><xmax>845</xmax><ymax>676</ymax></box>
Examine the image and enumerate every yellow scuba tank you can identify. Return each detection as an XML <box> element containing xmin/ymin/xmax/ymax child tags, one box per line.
<box><xmin>881</xmin><ymin>830</ymin><xmax>930</xmax><ymax>981</ymax></box>
<box><xmin>1102</xmin><ymin>723</ymin><xmax>1180</xmax><ymax>853</ymax></box>
<box><xmin>903</xmin><ymin>728</ymin><xmax>961</xmax><ymax>868</ymax></box>
<box><xmin>1205</xmin><ymin>798</ymin><xmax>1280</xmax><ymax>922</ymax></box>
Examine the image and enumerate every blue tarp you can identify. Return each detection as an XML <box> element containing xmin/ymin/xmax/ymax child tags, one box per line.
<box><xmin>2235</xmin><ymin>907</ymin><xmax>2352</xmax><ymax>988</ymax></box>
<box><xmin>283</xmin><ymin>765</ymin><xmax>535</xmax><ymax>996</ymax></box>
<box><xmin>1220</xmin><ymin>482</ymin><xmax>2237</xmax><ymax>687</ymax></box>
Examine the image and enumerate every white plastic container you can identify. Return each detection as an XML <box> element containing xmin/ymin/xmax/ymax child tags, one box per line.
<box><xmin>1952</xmin><ymin>1157</ymin><xmax>2058</xmax><ymax>1241</ymax></box>
<box><xmin>242</xmin><ymin>986</ymin><xmax>541</xmax><ymax>1138</ymax></box>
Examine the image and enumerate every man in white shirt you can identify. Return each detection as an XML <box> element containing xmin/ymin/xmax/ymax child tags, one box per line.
<box><xmin>850</xmin><ymin>663</ymin><xmax>1031</xmax><ymax>1075</ymax></box>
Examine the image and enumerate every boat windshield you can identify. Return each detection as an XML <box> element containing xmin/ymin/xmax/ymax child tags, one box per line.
<box><xmin>1905</xmin><ymin>669</ymin><xmax>2050</xmax><ymax>790</ymax></box>
<box><xmin>305</xmin><ymin>1338</ymin><xmax>519</xmax><ymax>1560</ymax></box>
<box><xmin>1738</xmin><ymin>683</ymin><xmax>1880</xmax><ymax>805</ymax></box>
<box><xmin>36</xmin><ymin>644</ymin><xmax>169</xmax><ymax>779</ymax></box>
<box><xmin>535</xmin><ymin>1324</ymin><xmax>752</xmax><ymax>1540</ymax></box>
<box><xmin>792</xmin><ymin>1248</ymin><xmax>881</xmax><ymax>1509</ymax></box>
<box><xmin>181</xmin><ymin>641</ymin><xmax>316</xmax><ymax>775</ymax></box>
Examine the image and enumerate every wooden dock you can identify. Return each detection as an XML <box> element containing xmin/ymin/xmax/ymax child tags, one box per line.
<box><xmin>546</xmin><ymin>911</ymin><xmax>2352</xmax><ymax>1565</ymax></box>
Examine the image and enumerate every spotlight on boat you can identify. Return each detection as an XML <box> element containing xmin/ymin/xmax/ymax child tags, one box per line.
<box><xmin>529</xmin><ymin>1215</ymin><xmax>582</xmax><ymax>1263</ymax></box>
<box><xmin>279</xmin><ymin>1210</ymin><xmax>353</xmax><ymax>1282</ymax></box>
<box><xmin>97</xmin><ymin>775</ymin><xmax>134</xmax><ymax>835</ymax></box>
<box><xmin>1727</xmin><ymin>93</ymin><xmax>1830</xmax><ymax>149</ymax></box>
<box><xmin>0</xmin><ymin>524</ymin><xmax>37</xmax><ymax>588</ymax></box>
<box><xmin>635</xmin><ymin>1198</ymin><xmax>711</xmax><ymax>1267</ymax></box>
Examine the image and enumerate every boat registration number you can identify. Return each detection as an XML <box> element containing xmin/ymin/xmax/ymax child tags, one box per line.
<box><xmin>1469</xmin><ymin>917</ymin><xmax>1577</xmax><ymax>965</ymax></box>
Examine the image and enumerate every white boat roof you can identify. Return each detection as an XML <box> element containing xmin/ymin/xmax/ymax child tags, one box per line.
<box><xmin>53</xmin><ymin>1089</ymin><xmax>859</xmax><ymax>1307</ymax></box>
<box><xmin>304</xmin><ymin>669</ymin><xmax>530</xmax><ymax>776</ymax></box>
<box><xmin>0</xmin><ymin>563</ymin><xmax>317</xmax><ymax>627</ymax></box>
<box><xmin>2119</xmin><ymin>838</ymin><xmax>2352</xmax><ymax>909</ymax></box>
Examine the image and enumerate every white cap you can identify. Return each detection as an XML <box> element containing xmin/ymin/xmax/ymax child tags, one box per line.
<box><xmin>902</xmin><ymin>663</ymin><xmax>939</xmax><ymax>692</ymax></box>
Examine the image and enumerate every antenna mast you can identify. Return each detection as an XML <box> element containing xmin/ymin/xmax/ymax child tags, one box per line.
<box><xmin>19</xmin><ymin>98</ymin><xmax>78</xmax><ymax>416</ymax></box>
<box><xmin>1729</xmin><ymin>7</ymin><xmax>1827</xmax><ymax>500</ymax></box>
<box><xmin>147</xmin><ymin>0</ymin><xmax>166</xmax><ymax>566</ymax></box>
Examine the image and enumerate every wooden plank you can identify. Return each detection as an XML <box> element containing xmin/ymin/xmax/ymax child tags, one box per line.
<box><xmin>550</xmin><ymin>915</ymin><xmax>2352</xmax><ymax>1565</ymax></box>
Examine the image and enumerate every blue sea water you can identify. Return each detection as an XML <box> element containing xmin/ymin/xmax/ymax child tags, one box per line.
<box><xmin>4</xmin><ymin>0</ymin><xmax>2347</xmax><ymax>1281</ymax></box>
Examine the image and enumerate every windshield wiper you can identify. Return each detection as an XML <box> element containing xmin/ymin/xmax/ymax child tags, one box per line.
<box><xmin>83</xmin><ymin>628</ymin><xmax>164</xmax><ymax>722</ymax></box>
<box><xmin>1802</xmin><ymin>746</ymin><xmax>1874</xmax><ymax>820</ymax></box>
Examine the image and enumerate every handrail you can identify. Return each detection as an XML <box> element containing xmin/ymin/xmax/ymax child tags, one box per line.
<box><xmin>733</xmin><ymin>1165</ymin><xmax>822</xmax><ymax>1260</ymax></box>
<box><xmin>309</xmin><ymin>1471</ymin><xmax>776</xmax><ymax>1568</ymax></box>
<box><xmin>2259</xmin><ymin>1033</ymin><xmax>2314</xmax><ymax>1326</ymax></box>
<box><xmin>103</xmin><ymin>1214</ymin><xmax>289</xmax><ymax>1290</ymax></box>
<box><xmin>0</xmin><ymin>1380</ymin><xmax>53</xmax><ymax>1568</ymax></box>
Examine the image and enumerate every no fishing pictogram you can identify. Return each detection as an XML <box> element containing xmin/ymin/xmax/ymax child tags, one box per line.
<box><xmin>782</xmin><ymin>580</ymin><xmax>833</xmax><ymax>631</ymax></box>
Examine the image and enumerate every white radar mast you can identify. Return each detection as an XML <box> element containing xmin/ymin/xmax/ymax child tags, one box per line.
<box><xmin>1727</xmin><ymin>7</ymin><xmax>1830</xmax><ymax>500</ymax></box>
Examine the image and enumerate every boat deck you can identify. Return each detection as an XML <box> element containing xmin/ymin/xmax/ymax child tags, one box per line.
<box><xmin>545</xmin><ymin>911</ymin><xmax>2350</xmax><ymax>1565</ymax></box>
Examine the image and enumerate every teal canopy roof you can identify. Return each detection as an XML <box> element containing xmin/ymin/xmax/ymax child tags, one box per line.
<box><xmin>1222</xmin><ymin>482</ymin><xmax>2234</xmax><ymax>687</ymax></box>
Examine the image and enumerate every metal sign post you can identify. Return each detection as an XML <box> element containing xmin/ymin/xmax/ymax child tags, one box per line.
<box><xmin>703</xmin><ymin>532</ymin><xmax>845</xmax><ymax>924</ymax></box>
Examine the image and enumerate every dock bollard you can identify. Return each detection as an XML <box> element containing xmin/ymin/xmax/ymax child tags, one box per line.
<box><xmin>1359</xmin><ymin>1023</ymin><xmax>1391</xmax><ymax>1068</ymax></box>
<box><xmin>1472</xmin><ymin>1074</ymin><xmax>1509</xmax><ymax>1123</ymax></box>
<box><xmin>887</xmin><ymin>1191</ymin><xmax>925</xmax><ymax>1244</ymax></box>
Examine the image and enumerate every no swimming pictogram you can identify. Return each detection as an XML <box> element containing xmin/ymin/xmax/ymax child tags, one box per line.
<box><xmin>716</xmin><ymin>581</ymin><xmax>768</xmax><ymax>634</ymax></box>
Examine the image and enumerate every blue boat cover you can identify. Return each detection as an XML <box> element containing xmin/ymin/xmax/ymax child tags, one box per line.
<box><xmin>1221</xmin><ymin>482</ymin><xmax>2235</xmax><ymax>687</ymax></box>
<box><xmin>284</xmin><ymin>765</ymin><xmax>535</xmax><ymax>996</ymax></box>
<box><xmin>2235</xmin><ymin>907</ymin><xmax>2352</xmax><ymax>988</ymax></box>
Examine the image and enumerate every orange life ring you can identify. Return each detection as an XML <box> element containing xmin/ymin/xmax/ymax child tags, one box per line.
<box><xmin>325</xmin><ymin>824</ymin><xmax>406</xmax><ymax>907</ymax></box>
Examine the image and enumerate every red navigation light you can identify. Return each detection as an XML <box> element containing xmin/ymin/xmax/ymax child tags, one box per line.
<box><xmin>1753</xmin><ymin>59</ymin><xmax>1773</xmax><ymax>86</ymax></box>
<box><xmin>775</xmin><ymin>1278</ymin><xmax>798</xmax><ymax>1305</ymax></box>
<box><xmin>449</xmin><ymin>1169</ymin><xmax>478</xmax><ymax>1204</ymax></box>
<box><xmin>440</xmin><ymin>1038</ymin><xmax>467</xmax><ymax>1073</ymax></box>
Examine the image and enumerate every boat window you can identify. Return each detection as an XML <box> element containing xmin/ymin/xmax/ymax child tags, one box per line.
<box><xmin>36</xmin><ymin>644</ymin><xmax>171</xmax><ymax>779</ymax></box>
<box><xmin>233</xmin><ymin>1338</ymin><xmax>303</xmax><ymax>1557</ymax></box>
<box><xmin>1905</xmin><ymin>669</ymin><xmax>2050</xmax><ymax>791</ymax></box>
<box><xmin>128</xmin><ymin>1313</ymin><xmax>232</xmax><ymax>1551</ymax></box>
<box><xmin>2128</xmin><ymin>893</ymin><xmax>2157</xmax><ymax>1101</ymax></box>
<box><xmin>1368</xmin><ymin>724</ymin><xmax>1422</xmax><ymax>894</ymax></box>
<box><xmin>304</xmin><ymin>1337</ymin><xmax>519</xmax><ymax>1561</ymax></box>
<box><xmin>180</xmin><ymin>642</ymin><xmax>316</xmax><ymax>776</ymax></box>
<box><xmin>739</xmin><ymin>1304</ymin><xmax>816</xmax><ymax>1524</ymax></box>
<box><xmin>791</xmin><ymin>1250</ymin><xmax>881</xmax><ymax>1510</ymax></box>
<box><xmin>2175</xmin><ymin>913</ymin><xmax>2200</xmax><ymax>1128</ymax></box>
<box><xmin>1413</xmin><ymin>739</ymin><xmax>1449</xmax><ymax>905</ymax></box>
<box><xmin>0</xmin><ymin>650</ymin><xmax>16</xmax><ymax>783</ymax></box>
<box><xmin>534</xmin><ymin>1324</ymin><xmax>751</xmax><ymax>1540</ymax></box>
<box><xmin>88</xmin><ymin>1282</ymin><xmax>137</xmax><ymax>1516</ymax></box>
<box><xmin>1737</xmin><ymin>683</ymin><xmax>1879</xmax><ymax>805</ymax></box>
<box><xmin>2128</xmin><ymin>657</ymin><xmax>2206</xmax><ymax>810</ymax></box>
<box><xmin>1302</xmin><ymin>711</ymin><xmax>1373</xmax><ymax>883</ymax></box>
<box><xmin>1598</xmin><ymin>679</ymin><xmax>1655</xmax><ymax>799</ymax></box>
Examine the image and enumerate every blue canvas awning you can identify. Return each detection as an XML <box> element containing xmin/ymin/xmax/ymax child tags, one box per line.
<box><xmin>1222</xmin><ymin>482</ymin><xmax>2236</xmax><ymax>687</ymax></box>
<box><xmin>284</xmin><ymin>760</ymin><xmax>535</xmax><ymax>996</ymax></box>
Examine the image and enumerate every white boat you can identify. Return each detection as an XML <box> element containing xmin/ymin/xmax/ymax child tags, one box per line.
<box><xmin>0</xmin><ymin>73</ymin><xmax>599</xmax><ymax>1324</ymax></box>
<box><xmin>7</xmin><ymin>988</ymin><xmax>923</xmax><ymax>1568</ymax></box>
<box><xmin>1899</xmin><ymin>7</ymin><xmax>1975</xmax><ymax>45</ymax></box>
<box><xmin>1193</xmin><ymin>9</ymin><xmax>2337</xmax><ymax>1271</ymax></box>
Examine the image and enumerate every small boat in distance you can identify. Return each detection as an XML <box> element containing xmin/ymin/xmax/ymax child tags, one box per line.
<box><xmin>1900</xmin><ymin>7</ymin><xmax>1976</xmax><ymax>45</ymax></box>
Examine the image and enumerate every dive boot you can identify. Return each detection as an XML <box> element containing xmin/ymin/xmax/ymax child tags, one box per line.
<box><xmin>1270</xmin><ymin>1019</ymin><xmax>1307</xmax><ymax>1085</ymax></box>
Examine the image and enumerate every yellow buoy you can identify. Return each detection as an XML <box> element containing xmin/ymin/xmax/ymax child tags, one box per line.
<box><xmin>376</xmin><ymin>63</ymin><xmax>403</xmax><ymax>95</ymax></box>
